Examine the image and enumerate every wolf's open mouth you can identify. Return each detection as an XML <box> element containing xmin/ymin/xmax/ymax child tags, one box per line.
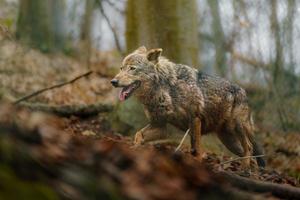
<box><xmin>119</xmin><ymin>81</ymin><xmax>141</xmax><ymax>101</ymax></box>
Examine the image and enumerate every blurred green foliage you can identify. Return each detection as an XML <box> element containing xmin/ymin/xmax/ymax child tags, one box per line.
<box><xmin>0</xmin><ymin>165</ymin><xmax>59</xmax><ymax>200</ymax></box>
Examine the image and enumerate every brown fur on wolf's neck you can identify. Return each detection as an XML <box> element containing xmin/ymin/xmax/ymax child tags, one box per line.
<box><xmin>134</xmin><ymin>56</ymin><xmax>204</xmax><ymax>131</ymax></box>
<box><xmin>113</xmin><ymin>46</ymin><xmax>265</xmax><ymax>167</ymax></box>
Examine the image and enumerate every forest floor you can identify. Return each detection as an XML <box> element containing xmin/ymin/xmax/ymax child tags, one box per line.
<box><xmin>0</xmin><ymin>39</ymin><xmax>299</xmax><ymax>199</ymax></box>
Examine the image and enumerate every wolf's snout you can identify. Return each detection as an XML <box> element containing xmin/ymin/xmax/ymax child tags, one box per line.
<box><xmin>110</xmin><ymin>79</ymin><xmax>119</xmax><ymax>87</ymax></box>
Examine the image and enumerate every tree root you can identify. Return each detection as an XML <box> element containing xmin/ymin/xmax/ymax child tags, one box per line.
<box><xmin>218</xmin><ymin>170</ymin><xmax>300</xmax><ymax>199</ymax></box>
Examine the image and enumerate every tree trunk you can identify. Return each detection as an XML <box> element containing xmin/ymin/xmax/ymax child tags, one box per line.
<box><xmin>80</xmin><ymin>0</ymin><xmax>96</xmax><ymax>68</ymax></box>
<box><xmin>126</xmin><ymin>0</ymin><xmax>199</xmax><ymax>67</ymax></box>
<box><xmin>270</xmin><ymin>0</ymin><xmax>284</xmax><ymax>85</ymax></box>
<box><xmin>80</xmin><ymin>0</ymin><xmax>95</xmax><ymax>43</ymax></box>
<box><xmin>16</xmin><ymin>0</ymin><xmax>67</xmax><ymax>52</ymax></box>
<box><xmin>51</xmin><ymin>0</ymin><xmax>67</xmax><ymax>50</ymax></box>
<box><xmin>285</xmin><ymin>0</ymin><xmax>295</xmax><ymax>70</ymax></box>
<box><xmin>269</xmin><ymin>0</ymin><xmax>289</xmax><ymax>131</ymax></box>
<box><xmin>208</xmin><ymin>0</ymin><xmax>227</xmax><ymax>77</ymax></box>
<box><xmin>113</xmin><ymin>0</ymin><xmax>200</xmax><ymax>133</ymax></box>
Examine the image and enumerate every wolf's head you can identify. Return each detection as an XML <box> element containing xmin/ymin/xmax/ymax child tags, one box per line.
<box><xmin>111</xmin><ymin>46</ymin><xmax>162</xmax><ymax>101</ymax></box>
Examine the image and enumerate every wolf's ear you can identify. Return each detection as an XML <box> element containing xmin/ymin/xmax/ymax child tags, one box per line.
<box><xmin>135</xmin><ymin>46</ymin><xmax>147</xmax><ymax>53</ymax></box>
<box><xmin>147</xmin><ymin>48</ymin><xmax>162</xmax><ymax>64</ymax></box>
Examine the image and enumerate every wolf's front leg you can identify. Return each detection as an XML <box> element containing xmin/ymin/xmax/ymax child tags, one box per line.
<box><xmin>134</xmin><ymin>123</ymin><xmax>167</xmax><ymax>145</ymax></box>
<box><xmin>190</xmin><ymin>117</ymin><xmax>203</xmax><ymax>160</ymax></box>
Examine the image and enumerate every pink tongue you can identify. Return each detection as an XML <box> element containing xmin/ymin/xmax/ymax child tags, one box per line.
<box><xmin>119</xmin><ymin>88</ymin><xmax>130</xmax><ymax>101</ymax></box>
<box><xmin>119</xmin><ymin>90</ymin><xmax>126</xmax><ymax>101</ymax></box>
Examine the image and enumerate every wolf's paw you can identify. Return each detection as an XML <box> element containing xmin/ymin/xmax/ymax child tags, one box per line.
<box><xmin>191</xmin><ymin>149</ymin><xmax>206</xmax><ymax>162</ymax></box>
<box><xmin>201</xmin><ymin>151</ymin><xmax>208</xmax><ymax>159</ymax></box>
<box><xmin>133</xmin><ymin>131</ymin><xmax>144</xmax><ymax>146</ymax></box>
<box><xmin>241</xmin><ymin>158</ymin><xmax>251</xmax><ymax>170</ymax></box>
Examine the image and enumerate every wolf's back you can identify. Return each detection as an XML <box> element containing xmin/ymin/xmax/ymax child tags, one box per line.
<box><xmin>196</xmin><ymin>71</ymin><xmax>247</xmax><ymax>104</ymax></box>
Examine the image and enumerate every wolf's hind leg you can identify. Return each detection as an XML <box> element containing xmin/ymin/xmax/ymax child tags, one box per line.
<box><xmin>190</xmin><ymin>117</ymin><xmax>203</xmax><ymax>160</ymax></box>
<box><xmin>134</xmin><ymin>123</ymin><xmax>167</xmax><ymax>145</ymax></box>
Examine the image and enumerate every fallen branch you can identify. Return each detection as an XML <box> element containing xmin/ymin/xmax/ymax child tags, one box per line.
<box><xmin>220</xmin><ymin>155</ymin><xmax>266</xmax><ymax>165</ymax></box>
<box><xmin>219</xmin><ymin>170</ymin><xmax>300</xmax><ymax>199</ymax></box>
<box><xmin>14</xmin><ymin>71</ymin><xmax>93</xmax><ymax>104</ymax></box>
<box><xmin>18</xmin><ymin>102</ymin><xmax>113</xmax><ymax>117</ymax></box>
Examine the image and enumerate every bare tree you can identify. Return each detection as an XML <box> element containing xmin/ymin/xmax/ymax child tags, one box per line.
<box><xmin>285</xmin><ymin>0</ymin><xmax>296</xmax><ymax>70</ymax></box>
<box><xmin>16</xmin><ymin>0</ymin><xmax>68</xmax><ymax>52</ymax></box>
<box><xmin>80</xmin><ymin>0</ymin><xmax>96</xmax><ymax>49</ymax></box>
<box><xmin>207</xmin><ymin>0</ymin><xmax>227</xmax><ymax>77</ymax></box>
<box><xmin>266</xmin><ymin>0</ymin><xmax>289</xmax><ymax>131</ymax></box>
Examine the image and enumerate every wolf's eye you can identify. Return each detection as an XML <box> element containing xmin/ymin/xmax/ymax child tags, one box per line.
<box><xmin>129</xmin><ymin>66</ymin><xmax>136</xmax><ymax>71</ymax></box>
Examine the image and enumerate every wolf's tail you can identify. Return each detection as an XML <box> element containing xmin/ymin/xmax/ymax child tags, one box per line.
<box><xmin>249</xmin><ymin>114</ymin><xmax>266</xmax><ymax>167</ymax></box>
<box><xmin>251</xmin><ymin>138</ymin><xmax>266</xmax><ymax>167</ymax></box>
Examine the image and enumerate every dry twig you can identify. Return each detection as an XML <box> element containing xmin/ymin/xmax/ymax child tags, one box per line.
<box><xmin>175</xmin><ymin>129</ymin><xmax>190</xmax><ymax>152</ymax></box>
<box><xmin>220</xmin><ymin>155</ymin><xmax>266</xmax><ymax>165</ymax></box>
<box><xmin>14</xmin><ymin>71</ymin><xmax>93</xmax><ymax>104</ymax></box>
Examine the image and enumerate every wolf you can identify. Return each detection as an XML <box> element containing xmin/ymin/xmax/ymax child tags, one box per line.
<box><xmin>111</xmin><ymin>46</ymin><xmax>265</xmax><ymax>168</ymax></box>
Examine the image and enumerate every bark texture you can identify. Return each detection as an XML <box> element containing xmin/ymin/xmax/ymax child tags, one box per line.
<box><xmin>126</xmin><ymin>0</ymin><xmax>199</xmax><ymax>67</ymax></box>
